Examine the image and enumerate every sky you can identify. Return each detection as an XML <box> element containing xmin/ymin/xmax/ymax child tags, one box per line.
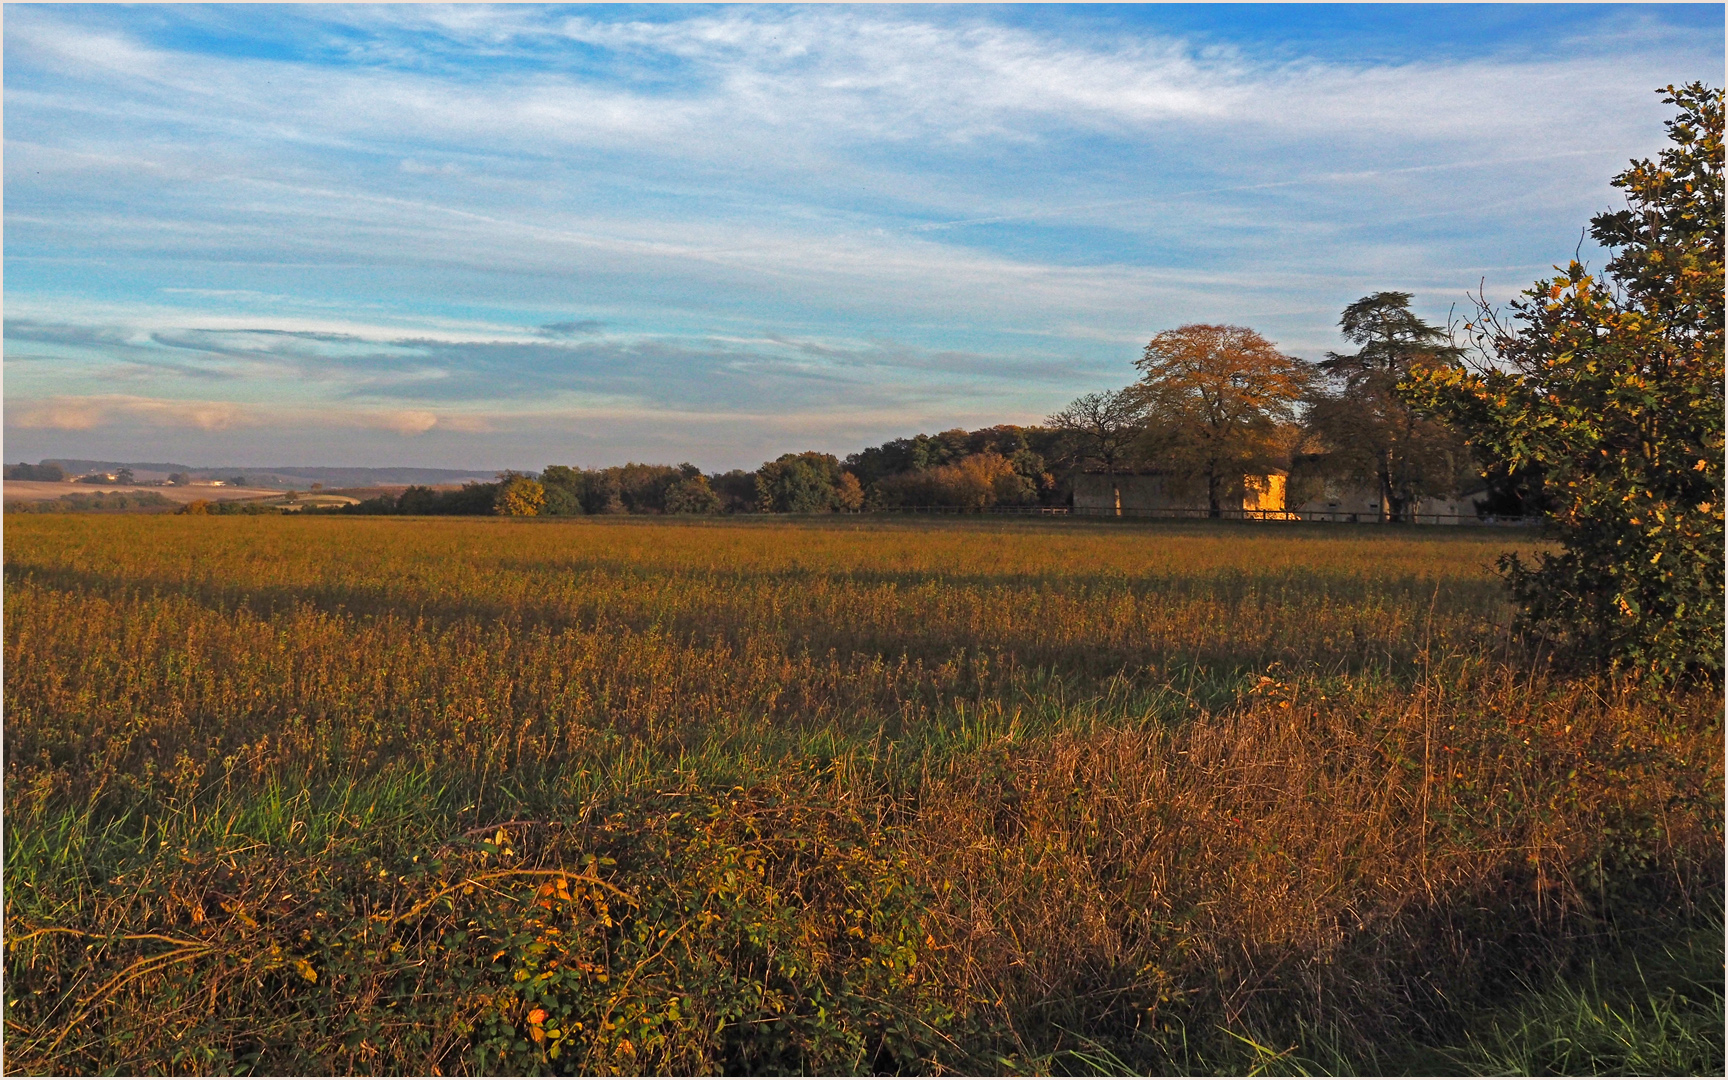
<box><xmin>4</xmin><ymin>4</ymin><xmax>1722</xmax><ymax>471</ymax></box>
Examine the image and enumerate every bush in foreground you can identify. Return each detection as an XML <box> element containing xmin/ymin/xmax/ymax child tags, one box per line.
<box><xmin>1405</xmin><ymin>84</ymin><xmax>1724</xmax><ymax>684</ymax></box>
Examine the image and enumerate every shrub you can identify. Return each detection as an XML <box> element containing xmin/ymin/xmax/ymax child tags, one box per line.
<box><xmin>1403</xmin><ymin>83</ymin><xmax>1723</xmax><ymax>684</ymax></box>
<box><xmin>210</xmin><ymin>500</ymin><xmax>280</xmax><ymax>516</ymax></box>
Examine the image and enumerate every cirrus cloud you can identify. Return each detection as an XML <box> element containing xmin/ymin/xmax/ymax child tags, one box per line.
<box><xmin>4</xmin><ymin>5</ymin><xmax>1719</xmax><ymax>468</ymax></box>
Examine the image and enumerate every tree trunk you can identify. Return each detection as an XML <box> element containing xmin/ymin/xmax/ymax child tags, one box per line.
<box><xmin>1206</xmin><ymin>470</ymin><xmax>1221</xmax><ymax>518</ymax></box>
<box><xmin>1112</xmin><ymin>482</ymin><xmax>1121</xmax><ymax>517</ymax></box>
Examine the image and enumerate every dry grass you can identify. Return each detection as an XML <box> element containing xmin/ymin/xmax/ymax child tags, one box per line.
<box><xmin>4</xmin><ymin>515</ymin><xmax>1720</xmax><ymax>1074</ymax></box>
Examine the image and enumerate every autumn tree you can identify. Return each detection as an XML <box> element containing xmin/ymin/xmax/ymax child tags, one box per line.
<box><xmin>866</xmin><ymin>452</ymin><xmax>1035</xmax><ymax>511</ymax></box>
<box><xmin>1300</xmin><ymin>293</ymin><xmax>1470</xmax><ymax>520</ymax></box>
<box><xmin>843</xmin><ymin>429</ymin><xmax>971</xmax><ymax>487</ymax></box>
<box><xmin>1403</xmin><ymin>83</ymin><xmax>1723</xmax><ymax>683</ymax></box>
<box><xmin>835</xmin><ymin>472</ymin><xmax>865</xmax><ymax>512</ymax></box>
<box><xmin>1047</xmin><ymin>389</ymin><xmax>1146</xmax><ymax>515</ymax></box>
<box><xmin>845</xmin><ymin>426</ymin><xmax>1058</xmax><ymax>506</ymax></box>
<box><xmin>493</xmin><ymin>474</ymin><xmax>546</xmax><ymax>517</ymax></box>
<box><xmin>1135</xmin><ymin>324</ymin><xmax>1309</xmax><ymax>516</ymax></box>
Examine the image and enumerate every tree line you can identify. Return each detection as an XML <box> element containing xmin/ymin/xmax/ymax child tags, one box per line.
<box><xmin>3</xmin><ymin>462</ymin><xmax>148</xmax><ymax>485</ymax></box>
<box><xmin>1052</xmin><ymin>83</ymin><xmax>1722</xmax><ymax>683</ymax></box>
<box><xmin>340</xmin><ymin>433</ymin><xmax>1072</xmax><ymax>519</ymax></box>
<box><xmin>337</xmin><ymin>288</ymin><xmax>1513</xmax><ymax>524</ymax></box>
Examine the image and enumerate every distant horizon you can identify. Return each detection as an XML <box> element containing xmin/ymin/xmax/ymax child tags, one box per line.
<box><xmin>18</xmin><ymin>455</ymin><xmax>560</xmax><ymax>476</ymax></box>
<box><xmin>12</xmin><ymin>413</ymin><xmax>1064</xmax><ymax>476</ymax></box>
<box><xmin>7</xmin><ymin>4</ymin><xmax>1722</xmax><ymax>470</ymax></box>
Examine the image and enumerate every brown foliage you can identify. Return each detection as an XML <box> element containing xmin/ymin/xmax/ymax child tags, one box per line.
<box><xmin>1138</xmin><ymin>324</ymin><xmax>1310</xmax><ymax>512</ymax></box>
<box><xmin>916</xmin><ymin>675</ymin><xmax>1719</xmax><ymax>1048</ymax></box>
<box><xmin>868</xmin><ymin>452</ymin><xmax>1036</xmax><ymax>510</ymax></box>
<box><xmin>3</xmin><ymin>515</ymin><xmax>1719</xmax><ymax>1072</ymax></box>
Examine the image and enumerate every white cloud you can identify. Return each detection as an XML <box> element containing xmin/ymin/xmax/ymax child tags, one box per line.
<box><xmin>4</xmin><ymin>6</ymin><xmax>1715</xmax><ymax>468</ymax></box>
<box><xmin>370</xmin><ymin>409</ymin><xmax>438</xmax><ymax>435</ymax></box>
<box><xmin>9</xmin><ymin>6</ymin><xmax>1699</xmax><ymax>166</ymax></box>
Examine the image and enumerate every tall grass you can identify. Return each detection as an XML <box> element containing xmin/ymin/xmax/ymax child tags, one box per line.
<box><xmin>4</xmin><ymin>515</ymin><xmax>1721</xmax><ymax>1073</ymax></box>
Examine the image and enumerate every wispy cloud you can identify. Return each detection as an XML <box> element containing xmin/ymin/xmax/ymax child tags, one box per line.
<box><xmin>6</xmin><ymin>313</ymin><xmax>1096</xmax><ymax>415</ymax></box>
<box><xmin>5</xmin><ymin>393</ymin><xmax>503</xmax><ymax>437</ymax></box>
<box><xmin>537</xmin><ymin>320</ymin><xmax>604</xmax><ymax>338</ymax></box>
<box><xmin>9</xmin><ymin>395</ymin><xmax>256</xmax><ymax>432</ymax></box>
<box><xmin>4</xmin><ymin>4</ymin><xmax>1719</xmax><ymax>467</ymax></box>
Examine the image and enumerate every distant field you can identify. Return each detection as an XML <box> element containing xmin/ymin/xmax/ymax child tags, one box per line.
<box><xmin>4</xmin><ymin>515</ymin><xmax>1720</xmax><ymax>1074</ymax></box>
<box><xmin>2</xmin><ymin>480</ymin><xmax>285</xmax><ymax>505</ymax></box>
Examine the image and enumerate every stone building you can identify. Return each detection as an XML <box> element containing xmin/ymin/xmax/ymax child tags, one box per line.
<box><xmin>1071</xmin><ymin>471</ymin><xmax>1288</xmax><ymax>516</ymax></box>
<box><xmin>1288</xmin><ymin>479</ymin><xmax>1483</xmax><ymax>523</ymax></box>
<box><xmin>1073</xmin><ymin>470</ymin><xmax>1493</xmax><ymax>523</ymax></box>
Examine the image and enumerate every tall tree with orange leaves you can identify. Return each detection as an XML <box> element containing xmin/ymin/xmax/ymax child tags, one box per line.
<box><xmin>1135</xmin><ymin>324</ymin><xmax>1309</xmax><ymax>516</ymax></box>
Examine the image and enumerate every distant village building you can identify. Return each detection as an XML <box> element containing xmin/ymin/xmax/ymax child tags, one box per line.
<box><xmin>1074</xmin><ymin>470</ymin><xmax>1491</xmax><ymax>523</ymax></box>
<box><xmin>1288</xmin><ymin>479</ymin><xmax>1484</xmax><ymax>523</ymax></box>
<box><xmin>1072</xmin><ymin>471</ymin><xmax>1288</xmax><ymax>516</ymax></box>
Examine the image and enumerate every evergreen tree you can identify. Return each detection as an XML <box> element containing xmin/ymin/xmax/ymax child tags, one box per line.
<box><xmin>1303</xmin><ymin>293</ymin><xmax>1469</xmax><ymax>520</ymax></box>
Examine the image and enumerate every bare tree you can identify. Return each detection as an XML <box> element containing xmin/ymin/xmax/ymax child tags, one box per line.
<box><xmin>1047</xmin><ymin>388</ymin><xmax>1147</xmax><ymax>515</ymax></box>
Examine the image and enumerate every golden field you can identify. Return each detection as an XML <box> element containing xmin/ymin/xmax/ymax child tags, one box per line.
<box><xmin>4</xmin><ymin>515</ymin><xmax>1721</xmax><ymax>1074</ymax></box>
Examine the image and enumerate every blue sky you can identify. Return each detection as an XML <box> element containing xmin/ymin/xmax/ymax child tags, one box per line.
<box><xmin>5</xmin><ymin>4</ymin><xmax>1722</xmax><ymax>470</ymax></box>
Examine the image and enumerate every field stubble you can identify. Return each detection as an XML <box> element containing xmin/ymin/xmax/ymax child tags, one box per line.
<box><xmin>4</xmin><ymin>515</ymin><xmax>1721</xmax><ymax>1074</ymax></box>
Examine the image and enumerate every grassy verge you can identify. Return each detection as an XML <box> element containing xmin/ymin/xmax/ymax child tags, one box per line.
<box><xmin>1438</xmin><ymin>913</ymin><xmax>1724</xmax><ymax>1077</ymax></box>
